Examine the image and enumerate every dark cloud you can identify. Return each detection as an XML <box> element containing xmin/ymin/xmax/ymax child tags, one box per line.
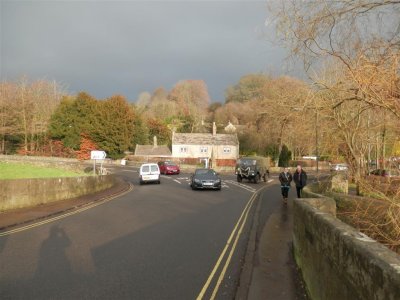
<box><xmin>1</xmin><ymin>0</ymin><xmax>293</xmax><ymax>102</ymax></box>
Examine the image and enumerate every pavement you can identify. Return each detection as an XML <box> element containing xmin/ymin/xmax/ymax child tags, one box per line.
<box><xmin>0</xmin><ymin>177</ymin><xmax>131</xmax><ymax>231</ymax></box>
<box><xmin>235</xmin><ymin>184</ymin><xmax>308</xmax><ymax>300</ymax></box>
<box><xmin>0</xmin><ymin>175</ymin><xmax>307</xmax><ymax>299</ymax></box>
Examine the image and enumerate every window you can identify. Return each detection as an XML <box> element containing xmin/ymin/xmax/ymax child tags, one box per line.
<box><xmin>223</xmin><ymin>147</ymin><xmax>231</xmax><ymax>154</ymax></box>
<box><xmin>180</xmin><ymin>147</ymin><xmax>187</xmax><ymax>153</ymax></box>
<box><xmin>200</xmin><ymin>146</ymin><xmax>208</xmax><ymax>153</ymax></box>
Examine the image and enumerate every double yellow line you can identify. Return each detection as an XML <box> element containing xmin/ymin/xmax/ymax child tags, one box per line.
<box><xmin>196</xmin><ymin>190</ymin><xmax>260</xmax><ymax>300</ymax></box>
<box><xmin>0</xmin><ymin>183</ymin><xmax>133</xmax><ymax>237</ymax></box>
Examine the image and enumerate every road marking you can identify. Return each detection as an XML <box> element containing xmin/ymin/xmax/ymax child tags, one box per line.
<box><xmin>224</xmin><ymin>180</ymin><xmax>256</xmax><ymax>193</ymax></box>
<box><xmin>196</xmin><ymin>188</ymin><xmax>262</xmax><ymax>300</ymax></box>
<box><xmin>210</xmin><ymin>192</ymin><xmax>255</xmax><ymax>300</ymax></box>
<box><xmin>0</xmin><ymin>183</ymin><xmax>134</xmax><ymax>237</ymax></box>
<box><xmin>173</xmin><ymin>179</ymin><xmax>181</xmax><ymax>184</ymax></box>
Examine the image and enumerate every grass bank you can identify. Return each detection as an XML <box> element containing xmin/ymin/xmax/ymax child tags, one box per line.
<box><xmin>0</xmin><ymin>162</ymin><xmax>87</xmax><ymax>179</ymax></box>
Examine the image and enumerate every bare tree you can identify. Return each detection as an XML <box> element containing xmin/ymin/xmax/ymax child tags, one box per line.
<box><xmin>270</xmin><ymin>0</ymin><xmax>400</xmax><ymax>116</ymax></box>
<box><xmin>213</xmin><ymin>75</ymin><xmax>314</xmax><ymax>162</ymax></box>
<box><xmin>0</xmin><ymin>82</ymin><xmax>19</xmax><ymax>153</ymax></box>
<box><xmin>0</xmin><ymin>78</ymin><xmax>63</xmax><ymax>154</ymax></box>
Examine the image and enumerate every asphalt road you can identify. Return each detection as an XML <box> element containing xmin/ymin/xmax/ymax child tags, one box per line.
<box><xmin>0</xmin><ymin>166</ymin><xmax>281</xmax><ymax>300</ymax></box>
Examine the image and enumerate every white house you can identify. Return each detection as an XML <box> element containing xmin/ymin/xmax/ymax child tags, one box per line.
<box><xmin>172</xmin><ymin>123</ymin><xmax>239</xmax><ymax>167</ymax></box>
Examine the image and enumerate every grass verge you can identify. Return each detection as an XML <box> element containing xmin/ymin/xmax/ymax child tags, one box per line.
<box><xmin>0</xmin><ymin>162</ymin><xmax>87</xmax><ymax>179</ymax></box>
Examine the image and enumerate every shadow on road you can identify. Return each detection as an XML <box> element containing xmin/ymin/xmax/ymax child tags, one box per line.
<box><xmin>31</xmin><ymin>224</ymin><xmax>75</xmax><ymax>298</ymax></box>
<box><xmin>280</xmin><ymin>202</ymin><xmax>289</xmax><ymax>224</ymax></box>
<box><xmin>36</xmin><ymin>225</ymin><xmax>72</xmax><ymax>278</ymax></box>
<box><xmin>0</xmin><ymin>235</ymin><xmax>7</xmax><ymax>253</ymax></box>
<box><xmin>0</xmin><ymin>225</ymin><xmax>77</xmax><ymax>299</ymax></box>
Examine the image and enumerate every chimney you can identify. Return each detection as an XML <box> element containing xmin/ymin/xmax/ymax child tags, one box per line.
<box><xmin>212</xmin><ymin>122</ymin><xmax>217</xmax><ymax>136</ymax></box>
<box><xmin>153</xmin><ymin>136</ymin><xmax>158</xmax><ymax>148</ymax></box>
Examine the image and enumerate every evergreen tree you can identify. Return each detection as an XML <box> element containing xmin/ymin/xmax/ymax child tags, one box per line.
<box><xmin>146</xmin><ymin>118</ymin><xmax>171</xmax><ymax>145</ymax></box>
<box><xmin>278</xmin><ymin>144</ymin><xmax>292</xmax><ymax>167</ymax></box>
<box><xmin>48</xmin><ymin>93</ymin><xmax>99</xmax><ymax>149</ymax></box>
<box><xmin>93</xmin><ymin>95</ymin><xmax>136</xmax><ymax>159</ymax></box>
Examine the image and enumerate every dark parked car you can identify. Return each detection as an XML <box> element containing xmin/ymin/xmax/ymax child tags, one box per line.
<box><xmin>367</xmin><ymin>168</ymin><xmax>400</xmax><ymax>195</ymax></box>
<box><xmin>369</xmin><ymin>169</ymin><xmax>400</xmax><ymax>178</ymax></box>
<box><xmin>158</xmin><ymin>161</ymin><xmax>180</xmax><ymax>175</ymax></box>
<box><xmin>190</xmin><ymin>169</ymin><xmax>222</xmax><ymax>190</ymax></box>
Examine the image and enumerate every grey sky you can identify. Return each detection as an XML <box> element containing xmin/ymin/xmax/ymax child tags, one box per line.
<box><xmin>1</xmin><ymin>0</ymin><xmax>294</xmax><ymax>102</ymax></box>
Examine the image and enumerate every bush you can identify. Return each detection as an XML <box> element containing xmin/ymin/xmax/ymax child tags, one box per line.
<box><xmin>335</xmin><ymin>181</ymin><xmax>400</xmax><ymax>254</ymax></box>
<box><xmin>278</xmin><ymin>144</ymin><xmax>291</xmax><ymax>167</ymax></box>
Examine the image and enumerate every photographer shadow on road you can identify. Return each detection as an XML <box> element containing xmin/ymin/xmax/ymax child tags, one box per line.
<box><xmin>36</xmin><ymin>224</ymin><xmax>72</xmax><ymax>280</ymax></box>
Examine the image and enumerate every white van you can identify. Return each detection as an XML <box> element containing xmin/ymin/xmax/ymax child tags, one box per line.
<box><xmin>139</xmin><ymin>163</ymin><xmax>161</xmax><ymax>184</ymax></box>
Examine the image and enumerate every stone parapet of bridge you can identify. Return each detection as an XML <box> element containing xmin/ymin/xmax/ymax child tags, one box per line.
<box><xmin>293</xmin><ymin>196</ymin><xmax>400</xmax><ymax>300</ymax></box>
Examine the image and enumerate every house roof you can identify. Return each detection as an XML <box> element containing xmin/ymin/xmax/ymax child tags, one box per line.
<box><xmin>172</xmin><ymin>133</ymin><xmax>239</xmax><ymax>146</ymax></box>
<box><xmin>134</xmin><ymin>145</ymin><xmax>172</xmax><ymax>157</ymax></box>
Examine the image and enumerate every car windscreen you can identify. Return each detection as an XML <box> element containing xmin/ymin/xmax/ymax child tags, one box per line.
<box><xmin>150</xmin><ymin>165</ymin><xmax>159</xmax><ymax>172</ymax></box>
<box><xmin>195</xmin><ymin>169</ymin><xmax>216</xmax><ymax>176</ymax></box>
<box><xmin>142</xmin><ymin>166</ymin><xmax>150</xmax><ymax>172</ymax></box>
<box><xmin>238</xmin><ymin>159</ymin><xmax>256</xmax><ymax>166</ymax></box>
<box><xmin>166</xmin><ymin>162</ymin><xmax>177</xmax><ymax>166</ymax></box>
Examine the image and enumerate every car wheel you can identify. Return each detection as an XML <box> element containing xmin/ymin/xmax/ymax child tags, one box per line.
<box><xmin>158</xmin><ymin>180</ymin><xmax>161</xmax><ymax>184</ymax></box>
<box><xmin>237</xmin><ymin>175</ymin><xmax>242</xmax><ymax>182</ymax></box>
<box><xmin>253</xmin><ymin>176</ymin><xmax>259</xmax><ymax>184</ymax></box>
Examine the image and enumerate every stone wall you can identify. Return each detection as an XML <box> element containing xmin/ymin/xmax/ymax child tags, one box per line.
<box><xmin>0</xmin><ymin>175</ymin><xmax>116</xmax><ymax>211</ymax></box>
<box><xmin>0</xmin><ymin>154</ymin><xmax>123</xmax><ymax>171</ymax></box>
<box><xmin>0</xmin><ymin>154</ymin><xmax>85</xmax><ymax>172</ymax></box>
<box><xmin>293</xmin><ymin>197</ymin><xmax>400</xmax><ymax>300</ymax></box>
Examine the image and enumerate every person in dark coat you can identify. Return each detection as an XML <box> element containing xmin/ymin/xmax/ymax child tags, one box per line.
<box><xmin>279</xmin><ymin>167</ymin><xmax>292</xmax><ymax>203</ymax></box>
<box><xmin>293</xmin><ymin>165</ymin><xmax>307</xmax><ymax>198</ymax></box>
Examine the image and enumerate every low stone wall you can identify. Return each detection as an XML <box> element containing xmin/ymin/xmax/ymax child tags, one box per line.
<box><xmin>0</xmin><ymin>154</ymin><xmax>85</xmax><ymax>172</ymax></box>
<box><xmin>293</xmin><ymin>197</ymin><xmax>400</xmax><ymax>300</ymax></box>
<box><xmin>0</xmin><ymin>155</ymin><xmax>123</xmax><ymax>172</ymax></box>
<box><xmin>0</xmin><ymin>175</ymin><xmax>116</xmax><ymax>211</ymax></box>
<box><xmin>0</xmin><ymin>154</ymin><xmax>79</xmax><ymax>163</ymax></box>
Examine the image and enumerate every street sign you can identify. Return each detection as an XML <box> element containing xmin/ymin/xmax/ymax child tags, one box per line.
<box><xmin>91</xmin><ymin>150</ymin><xmax>106</xmax><ymax>160</ymax></box>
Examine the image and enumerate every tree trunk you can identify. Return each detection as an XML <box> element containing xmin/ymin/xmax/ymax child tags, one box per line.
<box><xmin>276</xmin><ymin>119</ymin><xmax>287</xmax><ymax>167</ymax></box>
<box><xmin>20</xmin><ymin>89</ymin><xmax>29</xmax><ymax>153</ymax></box>
<box><xmin>376</xmin><ymin>135</ymin><xmax>380</xmax><ymax>169</ymax></box>
<box><xmin>382</xmin><ymin>124</ymin><xmax>386</xmax><ymax>169</ymax></box>
<box><xmin>1</xmin><ymin>135</ymin><xmax>4</xmax><ymax>154</ymax></box>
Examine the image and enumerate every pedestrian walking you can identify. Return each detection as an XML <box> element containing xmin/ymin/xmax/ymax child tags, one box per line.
<box><xmin>293</xmin><ymin>165</ymin><xmax>307</xmax><ymax>198</ymax></box>
<box><xmin>279</xmin><ymin>167</ymin><xmax>292</xmax><ymax>204</ymax></box>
